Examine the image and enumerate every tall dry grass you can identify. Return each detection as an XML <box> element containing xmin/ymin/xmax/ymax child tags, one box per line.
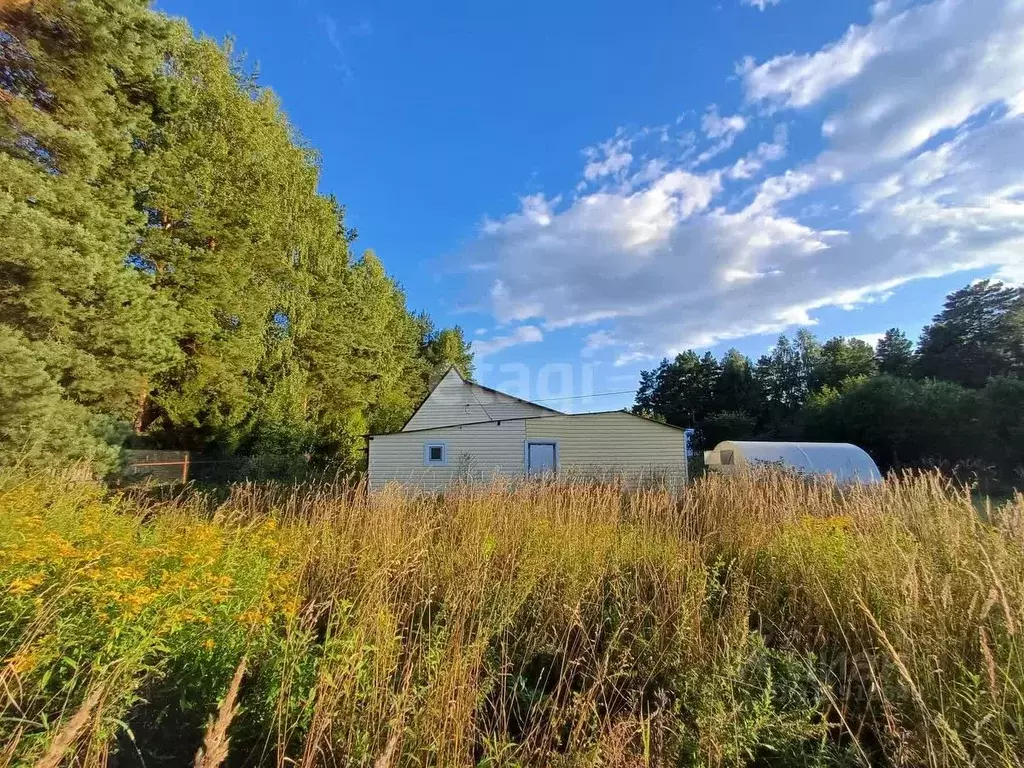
<box><xmin>1</xmin><ymin>469</ymin><xmax>1022</xmax><ymax>766</ymax></box>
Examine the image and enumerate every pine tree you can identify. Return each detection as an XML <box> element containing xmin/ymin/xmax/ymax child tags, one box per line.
<box><xmin>755</xmin><ymin>335</ymin><xmax>802</xmax><ymax>411</ymax></box>
<box><xmin>713</xmin><ymin>349</ymin><xmax>757</xmax><ymax>414</ymax></box>
<box><xmin>875</xmin><ymin>328</ymin><xmax>915</xmax><ymax>378</ymax></box>
<box><xmin>346</xmin><ymin>251</ymin><xmax>426</xmax><ymax>437</ymax></box>
<box><xmin>0</xmin><ymin>331</ymin><xmax>121</xmax><ymax>469</ymax></box>
<box><xmin>754</xmin><ymin>333</ymin><xmax>816</xmax><ymax>436</ymax></box>
<box><xmin>134</xmin><ymin>36</ymin><xmax>314</xmax><ymax>448</ymax></box>
<box><xmin>631</xmin><ymin>351</ymin><xmax>719</xmax><ymax>427</ymax></box>
<box><xmin>632</xmin><ymin>365</ymin><xmax>663</xmax><ymax>419</ymax></box>
<box><xmin>1</xmin><ymin>0</ymin><xmax>183</xmax><ymax>466</ymax></box>
<box><xmin>419</xmin><ymin>319</ymin><xmax>475</xmax><ymax>385</ymax></box>
<box><xmin>795</xmin><ymin>329</ymin><xmax>823</xmax><ymax>393</ymax></box>
<box><xmin>916</xmin><ymin>281</ymin><xmax>1024</xmax><ymax>388</ymax></box>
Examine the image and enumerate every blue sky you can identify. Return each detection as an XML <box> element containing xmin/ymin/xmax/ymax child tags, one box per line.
<box><xmin>156</xmin><ymin>0</ymin><xmax>1024</xmax><ymax>411</ymax></box>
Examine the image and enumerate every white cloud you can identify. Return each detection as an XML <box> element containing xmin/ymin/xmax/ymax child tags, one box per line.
<box><xmin>743</xmin><ymin>0</ymin><xmax>1024</xmax><ymax>160</ymax></box>
<box><xmin>693</xmin><ymin>106</ymin><xmax>749</xmax><ymax>166</ymax></box>
<box><xmin>320</xmin><ymin>14</ymin><xmax>344</xmax><ymax>54</ymax></box>
<box><xmin>318</xmin><ymin>13</ymin><xmax>370</xmax><ymax>81</ymax></box>
<box><xmin>728</xmin><ymin>125</ymin><xmax>788</xmax><ymax>180</ymax></box>
<box><xmin>470</xmin><ymin>325</ymin><xmax>544</xmax><ymax>358</ymax></box>
<box><xmin>582</xmin><ymin>330</ymin><xmax>616</xmax><ymax>358</ymax></box>
<box><xmin>583</xmin><ymin>135</ymin><xmax>634</xmax><ymax>182</ymax></box>
<box><xmin>746</xmin><ymin>167</ymin><xmax>825</xmax><ymax>215</ymax></box>
<box><xmin>462</xmin><ymin>0</ymin><xmax>1024</xmax><ymax>359</ymax></box>
<box><xmin>742</xmin><ymin>0</ymin><xmax>782</xmax><ymax>9</ymax></box>
<box><xmin>702</xmin><ymin>107</ymin><xmax>747</xmax><ymax>140</ymax></box>
<box><xmin>615</xmin><ymin>349</ymin><xmax>657</xmax><ymax>367</ymax></box>
<box><xmin>739</xmin><ymin>21</ymin><xmax>883</xmax><ymax>109</ymax></box>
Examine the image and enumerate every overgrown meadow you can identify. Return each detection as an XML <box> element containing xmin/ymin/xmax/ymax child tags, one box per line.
<box><xmin>2</xmin><ymin>470</ymin><xmax>1022</xmax><ymax>767</ymax></box>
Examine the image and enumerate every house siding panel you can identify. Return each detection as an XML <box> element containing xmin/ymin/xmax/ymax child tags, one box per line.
<box><xmin>403</xmin><ymin>369</ymin><xmax>553</xmax><ymax>431</ymax></box>
<box><xmin>526</xmin><ymin>412</ymin><xmax>686</xmax><ymax>483</ymax></box>
<box><xmin>369</xmin><ymin>420</ymin><xmax>527</xmax><ymax>491</ymax></box>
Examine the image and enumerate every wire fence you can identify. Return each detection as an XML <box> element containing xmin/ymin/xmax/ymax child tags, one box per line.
<box><xmin>121</xmin><ymin>450</ymin><xmax>344</xmax><ymax>485</ymax></box>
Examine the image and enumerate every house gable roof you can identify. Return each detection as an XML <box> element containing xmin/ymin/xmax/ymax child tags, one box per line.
<box><xmin>398</xmin><ymin>366</ymin><xmax>562</xmax><ymax>432</ymax></box>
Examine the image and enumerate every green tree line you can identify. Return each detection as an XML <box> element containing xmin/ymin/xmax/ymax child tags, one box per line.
<box><xmin>635</xmin><ymin>281</ymin><xmax>1024</xmax><ymax>488</ymax></box>
<box><xmin>0</xmin><ymin>0</ymin><xmax>473</xmax><ymax>471</ymax></box>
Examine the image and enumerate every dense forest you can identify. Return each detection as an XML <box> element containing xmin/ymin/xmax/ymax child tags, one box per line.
<box><xmin>635</xmin><ymin>280</ymin><xmax>1024</xmax><ymax>488</ymax></box>
<box><xmin>0</xmin><ymin>0</ymin><xmax>473</xmax><ymax>472</ymax></box>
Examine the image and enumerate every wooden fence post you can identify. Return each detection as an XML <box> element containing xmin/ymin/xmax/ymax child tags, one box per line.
<box><xmin>182</xmin><ymin>453</ymin><xmax>190</xmax><ymax>484</ymax></box>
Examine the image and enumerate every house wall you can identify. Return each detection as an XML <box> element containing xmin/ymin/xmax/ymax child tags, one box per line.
<box><xmin>403</xmin><ymin>368</ymin><xmax>554</xmax><ymax>431</ymax></box>
<box><xmin>370</xmin><ymin>410</ymin><xmax>688</xmax><ymax>492</ymax></box>
<box><xmin>525</xmin><ymin>412</ymin><xmax>686</xmax><ymax>482</ymax></box>
<box><xmin>368</xmin><ymin>420</ymin><xmax>527</xmax><ymax>491</ymax></box>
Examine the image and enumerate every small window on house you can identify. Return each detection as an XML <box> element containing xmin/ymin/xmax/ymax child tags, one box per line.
<box><xmin>424</xmin><ymin>443</ymin><xmax>447</xmax><ymax>465</ymax></box>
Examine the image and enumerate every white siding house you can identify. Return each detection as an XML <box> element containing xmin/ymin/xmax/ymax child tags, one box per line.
<box><xmin>367</xmin><ymin>367</ymin><xmax>688</xmax><ymax>490</ymax></box>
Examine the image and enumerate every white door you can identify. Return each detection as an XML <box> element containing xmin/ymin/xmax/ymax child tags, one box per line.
<box><xmin>527</xmin><ymin>442</ymin><xmax>557</xmax><ymax>476</ymax></box>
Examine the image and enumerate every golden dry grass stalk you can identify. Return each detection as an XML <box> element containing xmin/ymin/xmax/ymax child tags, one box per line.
<box><xmin>194</xmin><ymin>656</ymin><xmax>248</xmax><ymax>768</ymax></box>
<box><xmin>34</xmin><ymin>684</ymin><xmax>105</xmax><ymax>768</ymax></box>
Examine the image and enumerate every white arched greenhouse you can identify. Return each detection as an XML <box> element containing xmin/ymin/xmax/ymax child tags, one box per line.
<box><xmin>704</xmin><ymin>441</ymin><xmax>883</xmax><ymax>484</ymax></box>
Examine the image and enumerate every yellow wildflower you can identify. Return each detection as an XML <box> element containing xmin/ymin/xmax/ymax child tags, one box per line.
<box><xmin>6</xmin><ymin>647</ymin><xmax>38</xmax><ymax>675</ymax></box>
<box><xmin>111</xmin><ymin>566</ymin><xmax>143</xmax><ymax>582</ymax></box>
<box><xmin>9</xmin><ymin>574</ymin><xmax>44</xmax><ymax>595</ymax></box>
<box><xmin>119</xmin><ymin>586</ymin><xmax>157</xmax><ymax>613</ymax></box>
<box><xmin>238</xmin><ymin>609</ymin><xmax>264</xmax><ymax>626</ymax></box>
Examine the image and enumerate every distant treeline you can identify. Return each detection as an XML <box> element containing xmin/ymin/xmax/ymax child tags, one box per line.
<box><xmin>635</xmin><ymin>281</ymin><xmax>1024</xmax><ymax>488</ymax></box>
<box><xmin>0</xmin><ymin>0</ymin><xmax>473</xmax><ymax>472</ymax></box>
